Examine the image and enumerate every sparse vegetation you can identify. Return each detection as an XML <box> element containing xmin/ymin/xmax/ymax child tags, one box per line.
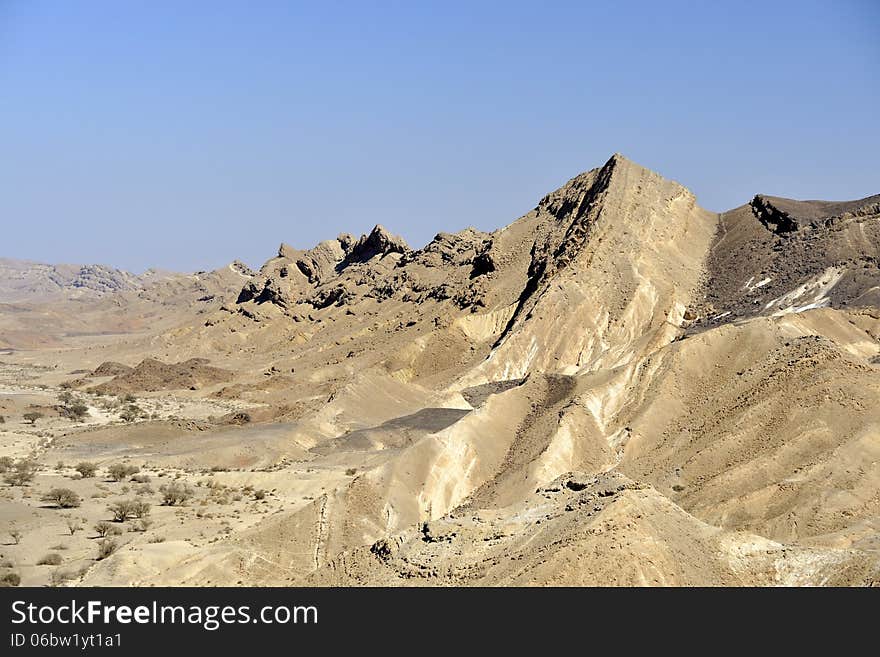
<box><xmin>159</xmin><ymin>481</ymin><xmax>194</xmax><ymax>506</ymax></box>
<box><xmin>41</xmin><ymin>488</ymin><xmax>82</xmax><ymax>509</ymax></box>
<box><xmin>133</xmin><ymin>499</ymin><xmax>153</xmax><ymax>517</ymax></box>
<box><xmin>23</xmin><ymin>411</ymin><xmax>44</xmax><ymax>425</ymax></box>
<box><xmin>345</xmin><ymin>467</ymin><xmax>358</xmax><ymax>476</ymax></box>
<box><xmin>108</xmin><ymin>463</ymin><xmax>140</xmax><ymax>481</ymax></box>
<box><xmin>51</xmin><ymin>569</ymin><xmax>75</xmax><ymax>586</ymax></box>
<box><xmin>135</xmin><ymin>483</ymin><xmax>154</xmax><ymax>496</ymax></box>
<box><xmin>134</xmin><ymin>518</ymin><xmax>154</xmax><ymax>532</ymax></box>
<box><xmin>64</xmin><ymin>516</ymin><xmax>84</xmax><ymax>536</ymax></box>
<box><xmin>0</xmin><ymin>456</ymin><xmax>13</xmax><ymax>472</ymax></box>
<box><xmin>4</xmin><ymin>460</ymin><xmax>37</xmax><ymax>486</ymax></box>
<box><xmin>37</xmin><ymin>553</ymin><xmax>63</xmax><ymax>566</ymax></box>
<box><xmin>108</xmin><ymin>500</ymin><xmax>133</xmax><ymax>522</ymax></box>
<box><xmin>93</xmin><ymin>521</ymin><xmax>121</xmax><ymax>538</ymax></box>
<box><xmin>75</xmin><ymin>462</ymin><xmax>98</xmax><ymax>478</ymax></box>
<box><xmin>66</xmin><ymin>402</ymin><xmax>90</xmax><ymax>421</ymax></box>
<box><xmin>9</xmin><ymin>529</ymin><xmax>23</xmax><ymax>545</ymax></box>
<box><xmin>119</xmin><ymin>404</ymin><xmax>143</xmax><ymax>422</ymax></box>
<box><xmin>131</xmin><ymin>474</ymin><xmax>151</xmax><ymax>483</ymax></box>
<box><xmin>108</xmin><ymin>499</ymin><xmax>151</xmax><ymax>522</ymax></box>
<box><xmin>96</xmin><ymin>539</ymin><xmax>118</xmax><ymax>560</ymax></box>
<box><xmin>0</xmin><ymin>572</ymin><xmax>21</xmax><ymax>587</ymax></box>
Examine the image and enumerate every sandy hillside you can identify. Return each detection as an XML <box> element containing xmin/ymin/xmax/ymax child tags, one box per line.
<box><xmin>1</xmin><ymin>154</ymin><xmax>878</xmax><ymax>587</ymax></box>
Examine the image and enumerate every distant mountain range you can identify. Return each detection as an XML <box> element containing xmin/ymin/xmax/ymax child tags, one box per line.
<box><xmin>0</xmin><ymin>257</ymin><xmax>176</xmax><ymax>303</ymax></box>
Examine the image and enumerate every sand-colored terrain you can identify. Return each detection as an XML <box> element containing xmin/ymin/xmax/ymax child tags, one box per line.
<box><xmin>1</xmin><ymin>154</ymin><xmax>878</xmax><ymax>587</ymax></box>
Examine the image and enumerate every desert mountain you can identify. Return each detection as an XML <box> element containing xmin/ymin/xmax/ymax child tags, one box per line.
<box><xmin>2</xmin><ymin>154</ymin><xmax>878</xmax><ymax>586</ymax></box>
<box><xmin>0</xmin><ymin>260</ymin><xmax>254</xmax><ymax>350</ymax></box>
<box><xmin>0</xmin><ymin>257</ymin><xmax>172</xmax><ymax>303</ymax></box>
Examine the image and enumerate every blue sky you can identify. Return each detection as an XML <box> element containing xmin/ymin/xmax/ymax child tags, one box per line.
<box><xmin>1</xmin><ymin>1</ymin><xmax>878</xmax><ymax>272</ymax></box>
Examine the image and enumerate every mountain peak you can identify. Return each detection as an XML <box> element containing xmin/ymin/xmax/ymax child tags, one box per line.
<box><xmin>344</xmin><ymin>224</ymin><xmax>411</xmax><ymax>264</ymax></box>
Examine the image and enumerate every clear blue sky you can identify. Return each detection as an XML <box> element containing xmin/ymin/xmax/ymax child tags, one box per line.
<box><xmin>1</xmin><ymin>1</ymin><xmax>878</xmax><ymax>272</ymax></box>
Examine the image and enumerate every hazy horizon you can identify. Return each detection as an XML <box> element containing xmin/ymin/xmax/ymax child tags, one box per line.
<box><xmin>2</xmin><ymin>1</ymin><xmax>878</xmax><ymax>273</ymax></box>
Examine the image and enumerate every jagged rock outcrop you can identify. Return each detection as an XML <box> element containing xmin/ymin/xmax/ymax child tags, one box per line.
<box><xmin>694</xmin><ymin>192</ymin><xmax>880</xmax><ymax>328</ymax></box>
<box><xmin>342</xmin><ymin>225</ymin><xmax>410</xmax><ymax>264</ymax></box>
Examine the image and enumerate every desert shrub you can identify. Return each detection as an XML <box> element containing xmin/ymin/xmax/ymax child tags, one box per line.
<box><xmin>672</xmin><ymin>484</ymin><xmax>686</xmax><ymax>492</ymax></box>
<box><xmin>253</xmin><ymin>489</ymin><xmax>267</xmax><ymax>500</ymax></box>
<box><xmin>9</xmin><ymin>529</ymin><xmax>23</xmax><ymax>544</ymax></box>
<box><xmin>119</xmin><ymin>404</ymin><xmax>143</xmax><ymax>422</ymax></box>
<box><xmin>122</xmin><ymin>394</ymin><xmax>136</xmax><ymax>403</ymax></box>
<box><xmin>108</xmin><ymin>463</ymin><xmax>140</xmax><ymax>481</ymax></box>
<box><xmin>109</xmin><ymin>498</ymin><xmax>150</xmax><ymax>522</ymax></box>
<box><xmin>0</xmin><ymin>572</ymin><xmax>21</xmax><ymax>587</ymax></box>
<box><xmin>159</xmin><ymin>481</ymin><xmax>194</xmax><ymax>506</ymax></box>
<box><xmin>75</xmin><ymin>462</ymin><xmax>98</xmax><ymax>478</ymax></box>
<box><xmin>148</xmin><ymin>535</ymin><xmax>165</xmax><ymax>544</ymax></box>
<box><xmin>345</xmin><ymin>467</ymin><xmax>357</xmax><ymax>476</ymax></box>
<box><xmin>96</xmin><ymin>539</ymin><xmax>117</xmax><ymax>560</ymax></box>
<box><xmin>41</xmin><ymin>488</ymin><xmax>81</xmax><ymax>509</ymax></box>
<box><xmin>133</xmin><ymin>518</ymin><xmax>153</xmax><ymax>532</ymax></box>
<box><xmin>0</xmin><ymin>559</ymin><xmax>13</xmax><ymax>568</ymax></box>
<box><xmin>50</xmin><ymin>570</ymin><xmax>74</xmax><ymax>586</ymax></box>
<box><xmin>0</xmin><ymin>456</ymin><xmax>13</xmax><ymax>472</ymax></box>
<box><xmin>131</xmin><ymin>499</ymin><xmax>151</xmax><ymax>518</ymax></box>
<box><xmin>131</xmin><ymin>474</ymin><xmax>150</xmax><ymax>483</ymax></box>
<box><xmin>66</xmin><ymin>402</ymin><xmax>89</xmax><ymax>421</ymax></box>
<box><xmin>135</xmin><ymin>484</ymin><xmax>154</xmax><ymax>496</ymax></box>
<box><xmin>93</xmin><ymin>521</ymin><xmax>117</xmax><ymax>538</ymax></box>
<box><xmin>4</xmin><ymin>459</ymin><xmax>37</xmax><ymax>486</ymax></box>
<box><xmin>37</xmin><ymin>553</ymin><xmax>63</xmax><ymax>566</ymax></box>
<box><xmin>64</xmin><ymin>516</ymin><xmax>83</xmax><ymax>536</ymax></box>
<box><xmin>55</xmin><ymin>461</ymin><xmax>65</xmax><ymax>471</ymax></box>
<box><xmin>58</xmin><ymin>391</ymin><xmax>74</xmax><ymax>405</ymax></box>
<box><xmin>23</xmin><ymin>411</ymin><xmax>43</xmax><ymax>425</ymax></box>
<box><xmin>108</xmin><ymin>500</ymin><xmax>133</xmax><ymax>522</ymax></box>
<box><xmin>50</xmin><ymin>564</ymin><xmax>89</xmax><ymax>586</ymax></box>
<box><xmin>0</xmin><ymin>415</ymin><xmax>5</xmax><ymax>424</ymax></box>
<box><xmin>50</xmin><ymin>543</ymin><xmax>68</xmax><ymax>550</ymax></box>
